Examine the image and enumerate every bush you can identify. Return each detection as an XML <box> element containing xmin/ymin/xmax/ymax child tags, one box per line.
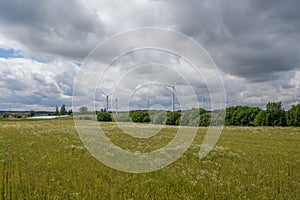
<box><xmin>181</xmin><ymin>108</ymin><xmax>206</xmax><ymax>126</ymax></box>
<box><xmin>199</xmin><ymin>112</ymin><xmax>211</xmax><ymax>126</ymax></box>
<box><xmin>210</xmin><ymin>110</ymin><xmax>226</xmax><ymax>126</ymax></box>
<box><xmin>151</xmin><ymin>110</ymin><xmax>166</xmax><ymax>124</ymax></box>
<box><xmin>166</xmin><ymin>112</ymin><xmax>181</xmax><ymax>126</ymax></box>
<box><xmin>81</xmin><ymin>116</ymin><xmax>92</xmax><ymax>120</ymax></box>
<box><xmin>115</xmin><ymin>113</ymin><xmax>131</xmax><ymax>122</ymax></box>
<box><xmin>254</xmin><ymin>110</ymin><xmax>267</xmax><ymax>126</ymax></box>
<box><xmin>130</xmin><ymin>110</ymin><xmax>150</xmax><ymax>123</ymax></box>
<box><xmin>225</xmin><ymin>106</ymin><xmax>261</xmax><ymax>126</ymax></box>
<box><xmin>286</xmin><ymin>104</ymin><xmax>300</xmax><ymax>126</ymax></box>
<box><xmin>29</xmin><ymin>110</ymin><xmax>35</xmax><ymax>117</ymax></box>
<box><xmin>264</xmin><ymin>102</ymin><xmax>286</xmax><ymax>126</ymax></box>
<box><xmin>97</xmin><ymin>112</ymin><xmax>112</xmax><ymax>122</ymax></box>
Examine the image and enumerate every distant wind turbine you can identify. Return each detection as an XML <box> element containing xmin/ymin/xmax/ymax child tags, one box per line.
<box><xmin>141</xmin><ymin>96</ymin><xmax>150</xmax><ymax>112</ymax></box>
<box><xmin>115</xmin><ymin>98</ymin><xmax>118</xmax><ymax>114</ymax></box>
<box><xmin>100</xmin><ymin>91</ymin><xmax>112</xmax><ymax>112</ymax></box>
<box><xmin>201</xmin><ymin>96</ymin><xmax>205</xmax><ymax>108</ymax></box>
<box><xmin>163</xmin><ymin>82</ymin><xmax>177</xmax><ymax>112</ymax></box>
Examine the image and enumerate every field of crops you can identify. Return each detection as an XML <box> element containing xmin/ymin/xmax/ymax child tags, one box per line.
<box><xmin>0</xmin><ymin>118</ymin><xmax>299</xmax><ymax>199</ymax></box>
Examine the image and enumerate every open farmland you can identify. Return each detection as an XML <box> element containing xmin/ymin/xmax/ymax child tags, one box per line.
<box><xmin>0</xmin><ymin>118</ymin><xmax>299</xmax><ymax>199</ymax></box>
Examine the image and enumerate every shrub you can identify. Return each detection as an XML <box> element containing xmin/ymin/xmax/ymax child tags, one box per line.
<box><xmin>254</xmin><ymin>110</ymin><xmax>267</xmax><ymax>126</ymax></box>
<box><xmin>265</xmin><ymin>102</ymin><xmax>286</xmax><ymax>126</ymax></box>
<box><xmin>130</xmin><ymin>110</ymin><xmax>150</xmax><ymax>123</ymax></box>
<box><xmin>97</xmin><ymin>112</ymin><xmax>112</xmax><ymax>122</ymax></box>
<box><xmin>286</xmin><ymin>104</ymin><xmax>300</xmax><ymax>126</ymax></box>
<box><xmin>166</xmin><ymin>112</ymin><xmax>181</xmax><ymax>126</ymax></box>
<box><xmin>115</xmin><ymin>113</ymin><xmax>131</xmax><ymax>122</ymax></box>
<box><xmin>199</xmin><ymin>112</ymin><xmax>211</xmax><ymax>126</ymax></box>
<box><xmin>29</xmin><ymin>110</ymin><xmax>35</xmax><ymax>117</ymax></box>
<box><xmin>82</xmin><ymin>116</ymin><xmax>92</xmax><ymax>120</ymax></box>
<box><xmin>151</xmin><ymin>110</ymin><xmax>166</xmax><ymax>124</ymax></box>
<box><xmin>181</xmin><ymin>108</ymin><xmax>206</xmax><ymax>126</ymax></box>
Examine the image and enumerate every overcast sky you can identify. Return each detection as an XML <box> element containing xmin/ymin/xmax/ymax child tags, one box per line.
<box><xmin>0</xmin><ymin>0</ymin><xmax>299</xmax><ymax>111</ymax></box>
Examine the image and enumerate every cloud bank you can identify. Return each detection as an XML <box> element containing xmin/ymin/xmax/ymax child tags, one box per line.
<box><xmin>0</xmin><ymin>0</ymin><xmax>299</xmax><ymax>111</ymax></box>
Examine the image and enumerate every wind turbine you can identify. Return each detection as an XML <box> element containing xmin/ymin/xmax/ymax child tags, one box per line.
<box><xmin>164</xmin><ymin>82</ymin><xmax>177</xmax><ymax>112</ymax></box>
<box><xmin>201</xmin><ymin>96</ymin><xmax>205</xmax><ymax>109</ymax></box>
<box><xmin>141</xmin><ymin>96</ymin><xmax>150</xmax><ymax>111</ymax></box>
<box><xmin>115</xmin><ymin>98</ymin><xmax>118</xmax><ymax>114</ymax></box>
<box><xmin>100</xmin><ymin>91</ymin><xmax>112</xmax><ymax>112</ymax></box>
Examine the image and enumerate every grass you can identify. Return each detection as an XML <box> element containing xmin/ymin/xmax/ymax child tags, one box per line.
<box><xmin>0</xmin><ymin>118</ymin><xmax>299</xmax><ymax>199</ymax></box>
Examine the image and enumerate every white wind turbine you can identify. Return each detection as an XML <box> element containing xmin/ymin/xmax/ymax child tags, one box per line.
<box><xmin>100</xmin><ymin>91</ymin><xmax>112</xmax><ymax>112</ymax></box>
<box><xmin>163</xmin><ymin>82</ymin><xmax>177</xmax><ymax>112</ymax></box>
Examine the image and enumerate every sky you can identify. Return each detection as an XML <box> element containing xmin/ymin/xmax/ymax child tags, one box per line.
<box><xmin>0</xmin><ymin>0</ymin><xmax>299</xmax><ymax>111</ymax></box>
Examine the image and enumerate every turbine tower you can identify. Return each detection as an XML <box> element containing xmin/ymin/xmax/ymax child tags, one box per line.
<box><xmin>164</xmin><ymin>83</ymin><xmax>176</xmax><ymax>112</ymax></box>
<box><xmin>141</xmin><ymin>96</ymin><xmax>150</xmax><ymax>111</ymax></box>
<box><xmin>201</xmin><ymin>96</ymin><xmax>205</xmax><ymax>109</ymax></box>
<box><xmin>100</xmin><ymin>91</ymin><xmax>112</xmax><ymax>112</ymax></box>
<box><xmin>115</xmin><ymin>98</ymin><xmax>118</xmax><ymax>114</ymax></box>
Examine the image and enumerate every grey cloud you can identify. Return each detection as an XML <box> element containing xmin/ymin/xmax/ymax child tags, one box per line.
<box><xmin>159</xmin><ymin>0</ymin><xmax>300</xmax><ymax>82</ymax></box>
<box><xmin>0</xmin><ymin>0</ymin><xmax>104</xmax><ymax>60</ymax></box>
<box><xmin>0</xmin><ymin>0</ymin><xmax>299</xmax><ymax>110</ymax></box>
<box><xmin>0</xmin><ymin>58</ymin><xmax>79</xmax><ymax>110</ymax></box>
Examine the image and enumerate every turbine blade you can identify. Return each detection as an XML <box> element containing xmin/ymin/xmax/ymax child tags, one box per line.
<box><xmin>100</xmin><ymin>91</ymin><xmax>107</xmax><ymax>96</ymax></box>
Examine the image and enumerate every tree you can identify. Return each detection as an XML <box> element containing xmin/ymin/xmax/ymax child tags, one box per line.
<box><xmin>286</xmin><ymin>104</ymin><xmax>300</xmax><ymax>126</ymax></box>
<box><xmin>130</xmin><ymin>110</ymin><xmax>150</xmax><ymax>123</ymax></box>
<box><xmin>152</xmin><ymin>110</ymin><xmax>167</xmax><ymax>124</ymax></box>
<box><xmin>225</xmin><ymin>106</ymin><xmax>236</xmax><ymax>125</ymax></box>
<box><xmin>68</xmin><ymin>109</ymin><xmax>73</xmax><ymax>115</ymax></box>
<box><xmin>254</xmin><ymin>110</ymin><xmax>267</xmax><ymax>126</ymax></box>
<box><xmin>60</xmin><ymin>104</ymin><xmax>66</xmax><ymax>115</ymax></box>
<box><xmin>3</xmin><ymin>111</ymin><xmax>12</xmax><ymax>118</ymax></box>
<box><xmin>115</xmin><ymin>113</ymin><xmax>131</xmax><ymax>122</ymax></box>
<box><xmin>79</xmin><ymin>106</ymin><xmax>88</xmax><ymax>114</ymax></box>
<box><xmin>210</xmin><ymin>110</ymin><xmax>226</xmax><ymax>126</ymax></box>
<box><xmin>181</xmin><ymin>108</ymin><xmax>205</xmax><ymax>126</ymax></box>
<box><xmin>55</xmin><ymin>105</ymin><xmax>59</xmax><ymax>115</ymax></box>
<box><xmin>29</xmin><ymin>110</ymin><xmax>35</xmax><ymax>117</ymax></box>
<box><xmin>166</xmin><ymin>112</ymin><xmax>181</xmax><ymax>125</ymax></box>
<box><xmin>97</xmin><ymin>111</ymin><xmax>112</xmax><ymax>122</ymax></box>
<box><xmin>199</xmin><ymin>112</ymin><xmax>211</xmax><ymax>126</ymax></box>
<box><xmin>265</xmin><ymin>102</ymin><xmax>286</xmax><ymax>126</ymax></box>
<box><xmin>225</xmin><ymin>106</ymin><xmax>261</xmax><ymax>126</ymax></box>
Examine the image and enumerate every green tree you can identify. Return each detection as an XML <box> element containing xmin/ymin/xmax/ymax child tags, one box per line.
<box><xmin>130</xmin><ymin>110</ymin><xmax>150</xmax><ymax>123</ymax></box>
<box><xmin>55</xmin><ymin>106</ymin><xmax>59</xmax><ymax>115</ymax></box>
<box><xmin>115</xmin><ymin>113</ymin><xmax>131</xmax><ymax>122</ymax></box>
<box><xmin>29</xmin><ymin>110</ymin><xmax>35</xmax><ymax>117</ymax></box>
<box><xmin>181</xmin><ymin>108</ymin><xmax>205</xmax><ymax>126</ymax></box>
<box><xmin>199</xmin><ymin>112</ymin><xmax>211</xmax><ymax>126</ymax></box>
<box><xmin>210</xmin><ymin>110</ymin><xmax>226</xmax><ymax>126</ymax></box>
<box><xmin>67</xmin><ymin>109</ymin><xmax>73</xmax><ymax>115</ymax></box>
<box><xmin>60</xmin><ymin>104</ymin><xmax>66</xmax><ymax>115</ymax></box>
<box><xmin>225</xmin><ymin>106</ymin><xmax>261</xmax><ymax>126</ymax></box>
<box><xmin>254</xmin><ymin>110</ymin><xmax>267</xmax><ymax>126</ymax></box>
<box><xmin>166</xmin><ymin>112</ymin><xmax>181</xmax><ymax>125</ymax></box>
<box><xmin>248</xmin><ymin>107</ymin><xmax>262</xmax><ymax>126</ymax></box>
<box><xmin>3</xmin><ymin>111</ymin><xmax>12</xmax><ymax>118</ymax></box>
<box><xmin>225</xmin><ymin>106</ymin><xmax>236</xmax><ymax>125</ymax></box>
<box><xmin>151</xmin><ymin>110</ymin><xmax>166</xmax><ymax>124</ymax></box>
<box><xmin>286</xmin><ymin>104</ymin><xmax>300</xmax><ymax>126</ymax></box>
<box><xmin>97</xmin><ymin>111</ymin><xmax>112</xmax><ymax>122</ymax></box>
<box><xmin>79</xmin><ymin>106</ymin><xmax>88</xmax><ymax>114</ymax></box>
<box><xmin>265</xmin><ymin>102</ymin><xmax>286</xmax><ymax>126</ymax></box>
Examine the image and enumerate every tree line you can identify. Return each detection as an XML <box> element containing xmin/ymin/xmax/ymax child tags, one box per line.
<box><xmin>55</xmin><ymin>104</ymin><xmax>73</xmax><ymax>116</ymax></box>
<box><xmin>96</xmin><ymin>102</ymin><xmax>300</xmax><ymax>127</ymax></box>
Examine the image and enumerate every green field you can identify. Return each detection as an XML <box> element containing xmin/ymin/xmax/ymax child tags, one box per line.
<box><xmin>0</xmin><ymin>118</ymin><xmax>299</xmax><ymax>199</ymax></box>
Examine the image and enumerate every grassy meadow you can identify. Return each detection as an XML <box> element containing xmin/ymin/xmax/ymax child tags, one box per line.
<box><xmin>0</xmin><ymin>118</ymin><xmax>299</xmax><ymax>199</ymax></box>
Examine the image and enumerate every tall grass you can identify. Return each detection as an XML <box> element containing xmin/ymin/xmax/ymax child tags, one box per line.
<box><xmin>0</xmin><ymin>119</ymin><xmax>299</xmax><ymax>199</ymax></box>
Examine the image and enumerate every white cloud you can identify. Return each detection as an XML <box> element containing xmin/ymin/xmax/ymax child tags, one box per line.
<box><xmin>0</xmin><ymin>58</ymin><xmax>79</xmax><ymax>110</ymax></box>
<box><xmin>0</xmin><ymin>0</ymin><xmax>299</xmax><ymax>110</ymax></box>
